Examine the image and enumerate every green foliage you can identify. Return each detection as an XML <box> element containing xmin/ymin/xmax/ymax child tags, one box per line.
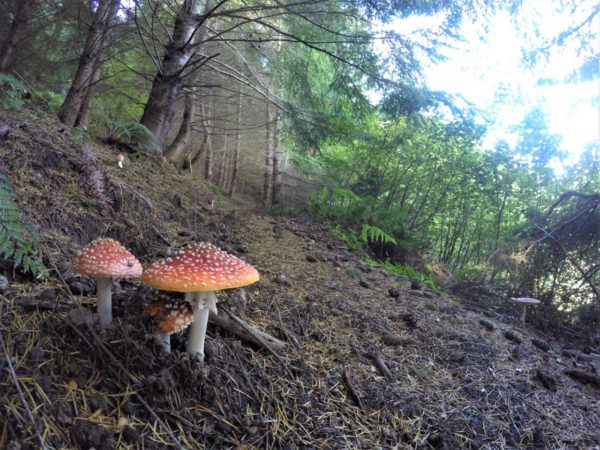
<box><xmin>361</xmin><ymin>224</ymin><xmax>397</xmax><ymax>245</ymax></box>
<box><xmin>381</xmin><ymin>260</ymin><xmax>440</xmax><ymax>291</ymax></box>
<box><xmin>0</xmin><ymin>171</ymin><xmax>46</xmax><ymax>277</ymax></box>
<box><xmin>101</xmin><ymin>106</ymin><xmax>162</xmax><ymax>155</ymax></box>
<box><xmin>331</xmin><ymin>224</ymin><xmax>362</xmax><ymax>252</ymax></box>
<box><xmin>37</xmin><ymin>90</ymin><xmax>64</xmax><ymax>112</ymax></box>
<box><xmin>0</xmin><ymin>74</ymin><xmax>29</xmax><ymax>109</ymax></box>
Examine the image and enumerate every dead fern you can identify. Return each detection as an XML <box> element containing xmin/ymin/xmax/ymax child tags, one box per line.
<box><xmin>0</xmin><ymin>170</ymin><xmax>46</xmax><ymax>276</ymax></box>
<box><xmin>80</xmin><ymin>143</ymin><xmax>112</xmax><ymax>211</ymax></box>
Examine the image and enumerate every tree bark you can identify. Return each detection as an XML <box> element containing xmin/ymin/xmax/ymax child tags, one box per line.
<box><xmin>74</xmin><ymin>59</ymin><xmax>103</xmax><ymax>128</ymax></box>
<box><xmin>228</xmin><ymin>89</ymin><xmax>243</xmax><ymax>197</ymax></box>
<box><xmin>139</xmin><ymin>0</ymin><xmax>208</xmax><ymax>149</ymax></box>
<box><xmin>263</xmin><ymin>101</ymin><xmax>274</xmax><ymax>205</ymax></box>
<box><xmin>271</xmin><ymin>110</ymin><xmax>283</xmax><ymax>205</ymax></box>
<box><xmin>58</xmin><ymin>0</ymin><xmax>120</xmax><ymax>127</ymax></box>
<box><xmin>0</xmin><ymin>0</ymin><xmax>37</xmax><ymax>73</ymax></box>
<box><xmin>164</xmin><ymin>87</ymin><xmax>197</xmax><ymax>164</ymax></box>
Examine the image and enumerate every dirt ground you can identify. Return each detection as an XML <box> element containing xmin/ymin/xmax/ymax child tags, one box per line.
<box><xmin>0</xmin><ymin>107</ymin><xmax>599</xmax><ymax>449</ymax></box>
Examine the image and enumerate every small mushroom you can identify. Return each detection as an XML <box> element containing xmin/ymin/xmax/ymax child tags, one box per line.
<box><xmin>142</xmin><ymin>242</ymin><xmax>259</xmax><ymax>360</ymax></box>
<box><xmin>144</xmin><ymin>297</ymin><xmax>193</xmax><ymax>353</ymax></box>
<box><xmin>510</xmin><ymin>297</ymin><xmax>541</xmax><ymax>323</ymax></box>
<box><xmin>72</xmin><ymin>238</ymin><xmax>142</xmax><ymax>327</ymax></box>
<box><xmin>117</xmin><ymin>153</ymin><xmax>125</xmax><ymax>168</ymax></box>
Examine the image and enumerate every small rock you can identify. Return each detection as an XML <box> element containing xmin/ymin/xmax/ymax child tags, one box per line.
<box><xmin>410</xmin><ymin>280</ymin><xmax>423</xmax><ymax>290</ymax></box>
<box><xmin>479</xmin><ymin>319</ymin><xmax>495</xmax><ymax>331</ymax></box>
<box><xmin>333</xmin><ymin>260</ymin><xmax>342</xmax><ymax>268</ymax></box>
<box><xmin>68</xmin><ymin>279</ymin><xmax>94</xmax><ymax>296</ymax></box>
<box><xmin>306</xmin><ymin>255</ymin><xmax>318</xmax><ymax>263</ymax></box>
<box><xmin>122</xmin><ymin>426</ymin><xmax>140</xmax><ymax>444</ymax></box>
<box><xmin>402</xmin><ymin>313</ymin><xmax>417</xmax><ymax>329</ymax></box>
<box><xmin>274</xmin><ymin>274</ymin><xmax>291</xmax><ymax>286</ymax></box>
<box><xmin>37</xmin><ymin>288</ymin><xmax>58</xmax><ymax>302</ymax></box>
<box><xmin>388</xmin><ymin>287</ymin><xmax>401</xmax><ymax>298</ymax></box>
<box><xmin>29</xmin><ymin>347</ymin><xmax>45</xmax><ymax>362</ymax></box>
<box><xmin>68</xmin><ymin>308</ymin><xmax>95</xmax><ymax>327</ymax></box>
<box><xmin>505</xmin><ymin>330</ymin><xmax>522</xmax><ymax>344</ymax></box>
<box><xmin>235</xmin><ymin>243</ymin><xmax>249</xmax><ymax>254</ymax></box>
<box><xmin>89</xmin><ymin>396</ymin><xmax>109</xmax><ymax>413</ymax></box>
<box><xmin>534</xmin><ymin>368</ymin><xmax>558</xmax><ymax>392</ymax></box>
<box><xmin>382</xmin><ymin>334</ymin><xmax>407</xmax><ymax>346</ymax></box>
<box><xmin>0</xmin><ymin>275</ymin><xmax>9</xmax><ymax>293</ymax></box>
<box><xmin>359</xmin><ymin>279</ymin><xmax>370</xmax><ymax>288</ymax></box>
<box><xmin>532</xmin><ymin>338</ymin><xmax>550</xmax><ymax>352</ymax></box>
<box><xmin>330</xmin><ymin>308</ymin><xmax>343</xmax><ymax>316</ymax></box>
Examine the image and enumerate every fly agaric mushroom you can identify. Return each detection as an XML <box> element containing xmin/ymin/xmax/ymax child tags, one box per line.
<box><xmin>144</xmin><ymin>296</ymin><xmax>193</xmax><ymax>353</ymax></box>
<box><xmin>141</xmin><ymin>242</ymin><xmax>259</xmax><ymax>360</ymax></box>
<box><xmin>117</xmin><ymin>153</ymin><xmax>125</xmax><ymax>168</ymax></box>
<box><xmin>510</xmin><ymin>297</ymin><xmax>541</xmax><ymax>323</ymax></box>
<box><xmin>72</xmin><ymin>238</ymin><xmax>142</xmax><ymax>327</ymax></box>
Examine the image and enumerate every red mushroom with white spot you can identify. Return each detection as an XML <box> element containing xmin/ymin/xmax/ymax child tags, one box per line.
<box><xmin>141</xmin><ymin>242</ymin><xmax>259</xmax><ymax>360</ymax></box>
<box><xmin>144</xmin><ymin>296</ymin><xmax>193</xmax><ymax>353</ymax></box>
<box><xmin>72</xmin><ymin>238</ymin><xmax>142</xmax><ymax>327</ymax></box>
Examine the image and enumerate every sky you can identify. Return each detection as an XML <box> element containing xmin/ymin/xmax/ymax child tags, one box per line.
<box><xmin>386</xmin><ymin>2</ymin><xmax>599</xmax><ymax>168</ymax></box>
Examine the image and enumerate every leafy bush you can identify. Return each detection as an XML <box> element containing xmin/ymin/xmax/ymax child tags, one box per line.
<box><xmin>0</xmin><ymin>73</ymin><xmax>29</xmax><ymax>109</ymax></box>
<box><xmin>382</xmin><ymin>260</ymin><xmax>441</xmax><ymax>291</ymax></box>
<box><xmin>0</xmin><ymin>171</ymin><xmax>46</xmax><ymax>277</ymax></box>
<box><xmin>101</xmin><ymin>105</ymin><xmax>162</xmax><ymax>155</ymax></box>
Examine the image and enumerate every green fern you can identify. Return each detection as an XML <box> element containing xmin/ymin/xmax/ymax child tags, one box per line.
<box><xmin>361</xmin><ymin>224</ymin><xmax>397</xmax><ymax>245</ymax></box>
<box><xmin>0</xmin><ymin>171</ymin><xmax>46</xmax><ymax>277</ymax></box>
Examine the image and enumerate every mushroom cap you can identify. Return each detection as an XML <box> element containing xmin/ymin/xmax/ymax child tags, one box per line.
<box><xmin>510</xmin><ymin>297</ymin><xmax>541</xmax><ymax>305</ymax></box>
<box><xmin>144</xmin><ymin>297</ymin><xmax>193</xmax><ymax>334</ymax></box>
<box><xmin>72</xmin><ymin>238</ymin><xmax>143</xmax><ymax>279</ymax></box>
<box><xmin>117</xmin><ymin>153</ymin><xmax>125</xmax><ymax>161</ymax></box>
<box><xmin>142</xmin><ymin>242</ymin><xmax>259</xmax><ymax>292</ymax></box>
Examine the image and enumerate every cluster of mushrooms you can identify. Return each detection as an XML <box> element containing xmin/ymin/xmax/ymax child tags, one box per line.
<box><xmin>72</xmin><ymin>238</ymin><xmax>259</xmax><ymax>360</ymax></box>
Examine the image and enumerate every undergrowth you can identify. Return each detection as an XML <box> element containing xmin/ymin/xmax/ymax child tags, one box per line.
<box><xmin>0</xmin><ymin>170</ymin><xmax>46</xmax><ymax>277</ymax></box>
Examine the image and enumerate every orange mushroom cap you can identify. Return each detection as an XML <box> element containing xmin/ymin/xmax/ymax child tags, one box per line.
<box><xmin>145</xmin><ymin>297</ymin><xmax>193</xmax><ymax>334</ymax></box>
<box><xmin>72</xmin><ymin>238</ymin><xmax>142</xmax><ymax>279</ymax></box>
<box><xmin>141</xmin><ymin>242</ymin><xmax>259</xmax><ymax>292</ymax></box>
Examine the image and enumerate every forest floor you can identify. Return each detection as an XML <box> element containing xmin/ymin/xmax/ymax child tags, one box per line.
<box><xmin>0</xmin><ymin>107</ymin><xmax>599</xmax><ymax>450</ymax></box>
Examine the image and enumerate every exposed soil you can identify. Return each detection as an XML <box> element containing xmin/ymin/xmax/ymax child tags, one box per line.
<box><xmin>1</xmin><ymin>107</ymin><xmax>599</xmax><ymax>449</ymax></box>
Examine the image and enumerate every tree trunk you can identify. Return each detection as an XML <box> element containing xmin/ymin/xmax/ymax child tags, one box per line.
<box><xmin>139</xmin><ymin>0</ymin><xmax>207</xmax><ymax>149</ymax></box>
<box><xmin>228</xmin><ymin>89</ymin><xmax>243</xmax><ymax>197</ymax></box>
<box><xmin>0</xmin><ymin>0</ymin><xmax>37</xmax><ymax>73</ymax></box>
<box><xmin>164</xmin><ymin>87</ymin><xmax>197</xmax><ymax>164</ymax></box>
<box><xmin>58</xmin><ymin>0</ymin><xmax>120</xmax><ymax>127</ymax></box>
<box><xmin>271</xmin><ymin>110</ymin><xmax>283</xmax><ymax>205</ymax></box>
<box><xmin>263</xmin><ymin>102</ymin><xmax>273</xmax><ymax>205</ymax></box>
<box><xmin>74</xmin><ymin>59</ymin><xmax>102</xmax><ymax>128</ymax></box>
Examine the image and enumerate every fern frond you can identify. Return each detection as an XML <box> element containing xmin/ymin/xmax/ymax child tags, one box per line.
<box><xmin>0</xmin><ymin>171</ymin><xmax>47</xmax><ymax>276</ymax></box>
<box><xmin>361</xmin><ymin>224</ymin><xmax>397</xmax><ymax>245</ymax></box>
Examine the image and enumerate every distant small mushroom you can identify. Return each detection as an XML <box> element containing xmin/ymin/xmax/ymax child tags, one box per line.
<box><xmin>142</xmin><ymin>242</ymin><xmax>259</xmax><ymax>360</ymax></box>
<box><xmin>510</xmin><ymin>297</ymin><xmax>541</xmax><ymax>323</ymax></box>
<box><xmin>144</xmin><ymin>297</ymin><xmax>193</xmax><ymax>353</ymax></box>
<box><xmin>117</xmin><ymin>153</ymin><xmax>125</xmax><ymax>168</ymax></box>
<box><xmin>72</xmin><ymin>238</ymin><xmax>142</xmax><ymax>327</ymax></box>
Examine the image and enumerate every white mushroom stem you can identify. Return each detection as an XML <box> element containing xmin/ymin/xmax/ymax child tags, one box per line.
<box><xmin>96</xmin><ymin>277</ymin><xmax>113</xmax><ymax>327</ymax></box>
<box><xmin>186</xmin><ymin>291</ymin><xmax>218</xmax><ymax>359</ymax></box>
<box><xmin>520</xmin><ymin>304</ymin><xmax>528</xmax><ymax>323</ymax></box>
<box><xmin>157</xmin><ymin>332</ymin><xmax>171</xmax><ymax>353</ymax></box>
<box><xmin>117</xmin><ymin>160</ymin><xmax>123</xmax><ymax>169</ymax></box>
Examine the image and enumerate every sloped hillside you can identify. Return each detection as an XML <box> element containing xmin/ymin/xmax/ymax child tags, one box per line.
<box><xmin>0</xmin><ymin>107</ymin><xmax>599</xmax><ymax>449</ymax></box>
